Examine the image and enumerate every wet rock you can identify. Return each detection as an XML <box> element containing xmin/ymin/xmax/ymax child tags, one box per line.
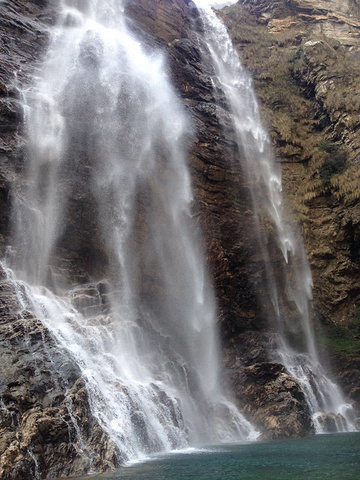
<box><xmin>316</xmin><ymin>412</ymin><xmax>345</xmax><ymax>432</ymax></box>
<box><xmin>0</xmin><ymin>0</ymin><xmax>59</xmax><ymax>256</ymax></box>
<box><xmin>0</xmin><ymin>277</ymin><xmax>122</xmax><ymax>479</ymax></box>
<box><xmin>230</xmin><ymin>363</ymin><xmax>315</xmax><ymax>439</ymax></box>
<box><xmin>69</xmin><ymin>281</ymin><xmax>111</xmax><ymax>317</ymax></box>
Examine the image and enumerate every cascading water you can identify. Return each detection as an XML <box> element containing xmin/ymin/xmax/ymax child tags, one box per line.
<box><xmin>6</xmin><ymin>0</ymin><xmax>258</xmax><ymax>467</ymax></box>
<box><xmin>193</xmin><ymin>0</ymin><xmax>357</xmax><ymax>433</ymax></box>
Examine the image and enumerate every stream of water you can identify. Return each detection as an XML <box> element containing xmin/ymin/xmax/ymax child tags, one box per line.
<box><xmin>192</xmin><ymin>0</ymin><xmax>357</xmax><ymax>432</ymax></box>
<box><xmin>6</xmin><ymin>0</ymin><xmax>257</xmax><ymax>467</ymax></box>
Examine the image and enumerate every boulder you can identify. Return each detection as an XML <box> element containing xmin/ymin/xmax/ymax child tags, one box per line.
<box><xmin>230</xmin><ymin>363</ymin><xmax>315</xmax><ymax>439</ymax></box>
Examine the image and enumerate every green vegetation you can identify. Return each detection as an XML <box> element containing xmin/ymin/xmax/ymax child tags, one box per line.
<box><xmin>348</xmin><ymin>308</ymin><xmax>360</xmax><ymax>337</ymax></box>
<box><xmin>318</xmin><ymin>140</ymin><xmax>347</xmax><ymax>185</ymax></box>
<box><xmin>319</xmin><ymin>320</ymin><xmax>360</xmax><ymax>356</ymax></box>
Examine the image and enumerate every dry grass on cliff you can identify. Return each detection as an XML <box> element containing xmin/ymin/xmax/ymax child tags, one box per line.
<box><xmin>321</xmin><ymin>48</ymin><xmax>360</xmax><ymax>114</ymax></box>
<box><xmin>330</xmin><ymin>165</ymin><xmax>360</xmax><ymax>204</ymax></box>
<box><xmin>222</xmin><ymin>3</ymin><xmax>360</xmax><ymax>216</ymax></box>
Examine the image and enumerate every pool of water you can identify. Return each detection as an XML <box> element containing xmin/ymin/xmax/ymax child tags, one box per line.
<box><xmin>67</xmin><ymin>432</ymin><xmax>360</xmax><ymax>480</ymax></box>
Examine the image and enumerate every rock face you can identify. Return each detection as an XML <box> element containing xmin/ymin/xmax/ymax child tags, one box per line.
<box><xmin>0</xmin><ymin>1</ymin><xmax>276</xmax><ymax>477</ymax></box>
<box><xmin>230</xmin><ymin>363</ymin><xmax>315</xmax><ymax>439</ymax></box>
<box><xmin>222</xmin><ymin>0</ymin><xmax>360</xmax><ymax>415</ymax></box>
<box><xmin>0</xmin><ymin>0</ymin><xmax>358</xmax><ymax>477</ymax></box>
<box><xmin>0</xmin><ymin>0</ymin><xmax>55</xmax><ymax>254</ymax></box>
<box><xmin>0</xmin><ymin>267</ymin><xmax>123</xmax><ymax>479</ymax></box>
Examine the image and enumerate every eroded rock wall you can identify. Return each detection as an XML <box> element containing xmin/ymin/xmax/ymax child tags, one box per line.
<box><xmin>0</xmin><ymin>0</ymin><xmax>57</xmax><ymax>253</ymax></box>
<box><xmin>0</xmin><ymin>0</ymin><xmax>337</xmax><ymax>476</ymax></box>
<box><xmin>222</xmin><ymin>0</ymin><xmax>360</xmax><ymax>412</ymax></box>
<box><xmin>127</xmin><ymin>0</ymin><xmax>314</xmax><ymax>439</ymax></box>
<box><xmin>0</xmin><ymin>267</ymin><xmax>123</xmax><ymax>479</ymax></box>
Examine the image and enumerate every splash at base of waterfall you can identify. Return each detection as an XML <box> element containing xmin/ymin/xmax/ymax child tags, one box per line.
<box><xmin>2</xmin><ymin>263</ymin><xmax>258</xmax><ymax>464</ymax></box>
<box><xmin>7</xmin><ymin>0</ymin><xmax>259</xmax><ymax>468</ymax></box>
<box><xmin>278</xmin><ymin>349</ymin><xmax>357</xmax><ymax>434</ymax></box>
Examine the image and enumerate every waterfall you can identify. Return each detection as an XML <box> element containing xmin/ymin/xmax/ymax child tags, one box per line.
<box><xmin>193</xmin><ymin>0</ymin><xmax>357</xmax><ymax>433</ymax></box>
<box><xmin>6</xmin><ymin>0</ymin><xmax>258</xmax><ymax>467</ymax></box>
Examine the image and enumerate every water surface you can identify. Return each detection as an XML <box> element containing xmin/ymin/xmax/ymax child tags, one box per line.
<box><xmin>67</xmin><ymin>432</ymin><xmax>360</xmax><ymax>479</ymax></box>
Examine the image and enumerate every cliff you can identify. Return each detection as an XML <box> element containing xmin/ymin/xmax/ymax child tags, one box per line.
<box><xmin>0</xmin><ymin>1</ymin><xmax>270</xmax><ymax>478</ymax></box>
<box><xmin>221</xmin><ymin>0</ymin><xmax>360</xmax><ymax>410</ymax></box>
<box><xmin>0</xmin><ymin>0</ymin><xmax>358</xmax><ymax>478</ymax></box>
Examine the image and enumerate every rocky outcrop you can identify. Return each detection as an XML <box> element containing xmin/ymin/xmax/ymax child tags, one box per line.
<box><xmin>230</xmin><ymin>363</ymin><xmax>315</xmax><ymax>439</ymax></box>
<box><xmin>0</xmin><ymin>267</ymin><xmax>123</xmax><ymax>479</ymax></box>
<box><xmin>222</xmin><ymin>0</ymin><xmax>360</xmax><ymax>415</ymax></box>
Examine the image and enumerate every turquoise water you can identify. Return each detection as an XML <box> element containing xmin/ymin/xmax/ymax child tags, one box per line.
<box><xmin>69</xmin><ymin>432</ymin><xmax>360</xmax><ymax>480</ymax></box>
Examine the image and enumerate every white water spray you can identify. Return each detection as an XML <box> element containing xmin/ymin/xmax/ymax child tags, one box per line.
<box><xmin>8</xmin><ymin>0</ymin><xmax>258</xmax><ymax>466</ymax></box>
<box><xmin>193</xmin><ymin>0</ymin><xmax>357</xmax><ymax>432</ymax></box>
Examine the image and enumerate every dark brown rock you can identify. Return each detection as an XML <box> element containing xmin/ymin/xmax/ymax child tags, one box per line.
<box><xmin>316</xmin><ymin>412</ymin><xmax>346</xmax><ymax>433</ymax></box>
<box><xmin>0</xmin><ymin>0</ymin><xmax>58</xmax><ymax>256</ymax></box>
<box><xmin>0</xmin><ymin>277</ymin><xmax>123</xmax><ymax>480</ymax></box>
<box><xmin>230</xmin><ymin>362</ymin><xmax>315</xmax><ymax>439</ymax></box>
